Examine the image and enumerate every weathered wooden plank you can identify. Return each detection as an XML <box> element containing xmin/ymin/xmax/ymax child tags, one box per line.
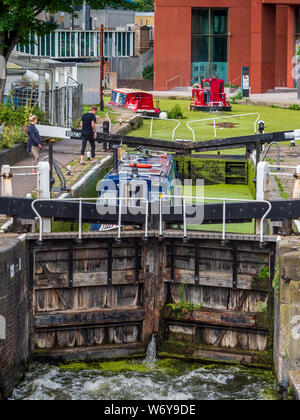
<box><xmin>164</xmin><ymin>308</ymin><xmax>268</xmax><ymax>330</ymax></box>
<box><xmin>35</xmin><ymin>285</ymin><xmax>142</xmax><ymax>312</ymax></box>
<box><xmin>164</xmin><ymin>269</ymin><xmax>269</xmax><ymax>292</ymax></box>
<box><xmin>34</xmin><ymin>270</ymin><xmax>145</xmax><ymax>289</ymax></box>
<box><xmin>159</xmin><ymin>341</ymin><xmax>271</xmax><ymax>367</ymax></box>
<box><xmin>34</xmin><ymin>308</ymin><xmax>145</xmax><ymax>329</ymax></box>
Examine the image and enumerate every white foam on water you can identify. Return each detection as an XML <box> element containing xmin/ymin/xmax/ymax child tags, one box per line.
<box><xmin>9</xmin><ymin>362</ymin><xmax>276</xmax><ymax>401</ymax></box>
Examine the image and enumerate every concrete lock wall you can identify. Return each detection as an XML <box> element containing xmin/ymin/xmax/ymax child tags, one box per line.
<box><xmin>0</xmin><ymin>236</ymin><xmax>29</xmax><ymax>400</ymax></box>
<box><xmin>274</xmin><ymin>239</ymin><xmax>300</xmax><ymax>390</ymax></box>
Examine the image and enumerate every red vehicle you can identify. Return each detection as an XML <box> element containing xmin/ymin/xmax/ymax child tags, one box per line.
<box><xmin>190</xmin><ymin>78</ymin><xmax>231</xmax><ymax>112</ymax></box>
<box><xmin>109</xmin><ymin>89</ymin><xmax>160</xmax><ymax>116</ymax></box>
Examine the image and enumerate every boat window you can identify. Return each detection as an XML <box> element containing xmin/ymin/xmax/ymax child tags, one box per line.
<box><xmin>111</xmin><ymin>91</ymin><xmax>117</xmax><ymax>102</ymax></box>
<box><xmin>119</xmin><ymin>93</ymin><xmax>127</xmax><ymax>106</ymax></box>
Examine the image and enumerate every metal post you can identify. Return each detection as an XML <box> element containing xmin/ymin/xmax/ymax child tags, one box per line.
<box><xmin>293</xmin><ymin>165</ymin><xmax>300</xmax><ymax>199</ymax></box>
<box><xmin>49</xmin><ymin>139</ymin><xmax>55</xmax><ymax>193</ymax></box>
<box><xmin>37</xmin><ymin>162</ymin><xmax>51</xmax><ymax>233</ymax></box>
<box><xmin>1</xmin><ymin>165</ymin><xmax>12</xmax><ymax>197</ymax></box>
<box><xmin>100</xmin><ymin>24</ymin><xmax>104</xmax><ymax>111</ymax></box>
<box><xmin>256</xmin><ymin>161</ymin><xmax>270</xmax><ymax>237</ymax></box>
<box><xmin>213</xmin><ymin>119</ymin><xmax>217</xmax><ymax>139</ymax></box>
<box><xmin>150</xmin><ymin>118</ymin><xmax>154</xmax><ymax>139</ymax></box>
<box><xmin>78</xmin><ymin>198</ymin><xmax>83</xmax><ymax>242</ymax></box>
<box><xmin>256</xmin><ymin>162</ymin><xmax>270</xmax><ymax>201</ymax></box>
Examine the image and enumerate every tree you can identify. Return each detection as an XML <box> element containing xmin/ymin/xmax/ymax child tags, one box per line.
<box><xmin>135</xmin><ymin>0</ymin><xmax>154</xmax><ymax>12</ymax></box>
<box><xmin>0</xmin><ymin>0</ymin><xmax>134</xmax><ymax>103</ymax></box>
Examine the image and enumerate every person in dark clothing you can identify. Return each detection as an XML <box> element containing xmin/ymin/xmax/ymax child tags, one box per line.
<box><xmin>80</xmin><ymin>106</ymin><xmax>98</xmax><ymax>164</ymax></box>
<box><xmin>27</xmin><ymin>115</ymin><xmax>42</xmax><ymax>172</ymax></box>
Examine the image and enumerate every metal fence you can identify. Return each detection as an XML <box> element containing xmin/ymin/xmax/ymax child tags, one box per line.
<box><xmin>43</xmin><ymin>84</ymin><xmax>83</xmax><ymax>127</ymax></box>
<box><xmin>8</xmin><ymin>83</ymin><xmax>83</xmax><ymax>128</ymax></box>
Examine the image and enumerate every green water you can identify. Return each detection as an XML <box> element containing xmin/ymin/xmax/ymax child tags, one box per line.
<box><xmin>184</xmin><ymin>184</ymin><xmax>255</xmax><ymax>234</ymax></box>
<box><xmin>10</xmin><ymin>359</ymin><xmax>276</xmax><ymax>401</ymax></box>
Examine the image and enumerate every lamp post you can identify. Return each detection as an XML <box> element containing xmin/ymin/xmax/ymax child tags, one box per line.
<box><xmin>100</xmin><ymin>24</ymin><xmax>104</xmax><ymax>111</ymax></box>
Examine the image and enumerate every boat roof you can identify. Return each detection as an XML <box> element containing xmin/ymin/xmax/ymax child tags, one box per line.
<box><xmin>104</xmin><ymin>153</ymin><xmax>174</xmax><ymax>182</ymax></box>
<box><xmin>111</xmin><ymin>88</ymin><xmax>152</xmax><ymax>95</ymax></box>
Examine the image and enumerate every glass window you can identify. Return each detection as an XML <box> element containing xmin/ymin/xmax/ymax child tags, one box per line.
<box><xmin>127</xmin><ymin>33</ymin><xmax>131</xmax><ymax>56</ymax></box>
<box><xmin>210</xmin><ymin>36</ymin><xmax>227</xmax><ymax>62</ymax></box>
<box><xmin>51</xmin><ymin>33</ymin><xmax>55</xmax><ymax>57</ymax></box>
<box><xmin>71</xmin><ymin>32</ymin><xmax>75</xmax><ymax>57</ymax></box>
<box><xmin>191</xmin><ymin>35</ymin><xmax>209</xmax><ymax>62</ymax></box>
<box><xmin>66</xmin><ymin>32</ymin><xmax>70</xmax><ymax>57</ymax></box>
<box><xmin>122</xmin><ymin>33</ymin><xmax>126</xmax><ymax>56</ymax></box>
<box><xmin>90</xmin><ymin>32</ymin><xmax>94</xmax><ymax>56</ymax></box>
<box><xmin>61</xmin><ymin>32</ymin><xmax>65</xmax><ymax>57</ymax></box>
<box><xmin>191</xmin><ymin>8</ymin><xmax>228</xmax><ymax>83</ymax></box>
<box><xmin>118</xmin><ymin>33</ymin><xmax>122</xmax><ymax>56</ymax></box>
<box><xmin>211</xmin><ymin>10</ymin><xmax>227</xmax><ymax>34</ymax></box>
<box><xmin>80</xmin><ymin>33</ymin><xmax>85</xmax><ymax>57</ymax></box>
<box><xmin>192</xmin><ymin>9</ymin><xmax>209</xmax><ymax>34</ymax></box>
<box><xmin>86</xmin><ymin>32</ymin><xmax>90</xmax><ymax>56</ymax></box>
<box><xmin>46</xmin><ymin>34</ymin><xmax>51</xmax><ymax>56</ymax></box>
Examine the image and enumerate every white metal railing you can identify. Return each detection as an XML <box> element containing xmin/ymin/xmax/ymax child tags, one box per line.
<box><xmin>268</xmin><ymin>165</ymin><xmax>299</xmax><ymax>177</ymax></box>
<box><xmin>187</xmin><ymin>113</ymin><xmax>261</xmax><ymax>142</ymax></box>
<box><xmin>142</xmin><ymin>115</ymin><xmax>181</xmax><ymax>141</ymax></box>
<box><xmin>1</xmin><ymin>164</ymin><xmax>43</xmax><ymax>196</ymax></box>
<box><xmin>106</xmin><ymin>111</ymin><xmax>182</xmax><ymax>141</ymax></box>
<box><xmin>159</xmin><ymin>195</ymin><xmax>272</xmax><ymax>244</ymax></box>
<box><xmin>31</xmin><ymin>197</ymin><xmax>149</xmax><ymax>243</ymax></box>
<box><xmin>166</xmin><ymin>75</ymin><xmax>183</xmax><ymax>91</ymax></box>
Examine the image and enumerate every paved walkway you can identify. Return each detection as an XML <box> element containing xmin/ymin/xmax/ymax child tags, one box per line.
<box><xmin>9</xmin><ymin>137</ymin><xmax>105</xmax><ymax>198</ymax></box>
<box><xmin>150</xmin><ymin>87</ymin><xmax>300</xmax><ymax>106</ymax></box>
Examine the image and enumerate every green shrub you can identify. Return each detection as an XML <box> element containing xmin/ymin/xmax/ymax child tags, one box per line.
<box><xmin>142</xmin><ymin>64</ymin><xmax>154</xmax><ymax>80</ymax></box>
<box><xmin>230</xmin><ymin>91</ymin><xmax>243</xmax><ymax>104</ymax></box>
<box><xmin>0</xmin><ymin>102</ymin><xmax>48</xmax><ymax>150</ymax></box>
<box><xmin>0</xmin><ymin>103</ymin><xmax>48</xmax><ymax>126</ymax></box>
<box><xmin>288</xmin><ymin>103</ymin><xmax>300</xmax><ymax>111</ymax></box>
<box><xmin>0</xmin><ymin>125</ymin><xmax>27</xmax><ymax>150</ymax></box>
<box><xmin>167</xmin><ymin>104</ymin><xmax>184</xmax><ymax>119</ymax></box>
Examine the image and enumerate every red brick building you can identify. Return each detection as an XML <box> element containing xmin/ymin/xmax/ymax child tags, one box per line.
<box><xmin>154</xmin><ymin>0</ymin><xmax>300</xmax><ymax>93</ymax></box>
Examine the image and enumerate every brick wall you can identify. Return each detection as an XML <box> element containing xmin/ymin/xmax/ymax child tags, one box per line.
<box><xmin>0</xmin><ymin>236</ymin><xmax>29</xmax><ymax>399</ymax></box>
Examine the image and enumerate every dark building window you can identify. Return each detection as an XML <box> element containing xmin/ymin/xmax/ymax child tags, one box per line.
<box><xmin>191</xmin><ymin>8</ymin><xmax>228</xmax><ymax>83</ymax></box>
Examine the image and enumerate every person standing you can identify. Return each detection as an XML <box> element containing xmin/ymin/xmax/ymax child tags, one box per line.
<box><xmin>80</xmin><ymin>106</ymin><xmax>98</xmax><ymax>165</ymax></box>
<box><xmin>27</xmin><ymin>114</ymin><xmax>42</xmax><ymax>172</ymax></box>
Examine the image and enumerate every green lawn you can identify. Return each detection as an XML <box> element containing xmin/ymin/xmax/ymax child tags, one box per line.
<box><xmin>128</xmin><ymin>100</ymin><xmax>300</xmax><ymax>154</ymax></box>
<box><xmin>83</xmin><ymin>96</ymin><xmax>121</xmax><ymax>124</ymax></box>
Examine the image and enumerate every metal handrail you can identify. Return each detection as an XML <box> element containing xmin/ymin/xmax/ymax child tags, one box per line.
<box><xmin>141</xmin><ymin>115</ymin><xmax>181</xmax><ymax>141</ymax></box>
<box><xmin>187</xmin><ymin>112</ymin><xmax>261</xmax><ymax>142</ymax></box>
<box><xmin>1</xmin><ymin>165</ymin><xmax>40</xmax><ymax>196</ymax></box>
<box><xmin>262</xmin><ymin>142</ymin><xmax>280</xmax><ymax>170</ymax></box>
<box><xmin>31</xmin><ymin>196</ymin><xmax>149</xmax><ymax>243</ymax></box>
<box><xmin>166</xmin><ymin>75</ymin><xmax>183</xmax><ymax>91</ymax></box>
<box><xmin>159</xmin><ymin>195</ymin><xmax>272</xmax><ymax>244</ymax></box>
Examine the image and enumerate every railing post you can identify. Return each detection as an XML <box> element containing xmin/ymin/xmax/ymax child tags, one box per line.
<box><xmin>1</xmin><ymin>165</ymin><xmax>12</xmax><ymax>197</ymax></box>
<box><xmin>256</xmin><ymin>161</ymin><xmax>270</xmax><ymax>238</ymax></box>
<box><xmin>150</xmin><ymin>118</ymin><xmax>154</xmax><ymax>139</ymax></box>
<box><xmin>293</xmin><ymin>165</ymin><xmax>300</xmax><ymax>199</ymax></box>
<box><xmin>37</xmin><ymin>162</ymin><xmax>51</xmax><ymax>233</ymax></box>
<box><xmin>213</xmin><ymin>119</ymin><xmax>217</xmax><ymax>139</ymax></box>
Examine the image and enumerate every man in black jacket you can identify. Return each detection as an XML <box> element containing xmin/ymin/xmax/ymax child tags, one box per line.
<box><xmin>80</xmin><ymin>106</ymin><xmax>98</xmax><ymax>165</ymax></box>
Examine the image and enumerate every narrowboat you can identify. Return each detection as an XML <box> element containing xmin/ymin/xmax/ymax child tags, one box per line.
<box><xmin>91</xmin><ymin>146</ymin><xmax>177</xmax><ymax>232</ymax></box>
<box><xmin>109</xmin><ymin>89</ymin><xmax>161</xmax><ymax>116</ymax></box>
